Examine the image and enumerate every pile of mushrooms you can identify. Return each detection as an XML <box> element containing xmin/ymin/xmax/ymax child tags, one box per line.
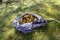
<box><xmin>18</xmin><ymin>13</ymin><xmax>38</xmax><ymax>24</ymax></box>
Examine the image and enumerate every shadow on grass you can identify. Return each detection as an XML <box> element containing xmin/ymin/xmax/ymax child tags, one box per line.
<box><xmin>6</xmin><ymin>28</ymin><xmax>34</xmax><ymax>40</ymax></box>
<box><xmin>7</xmin><ymin>24</ymin><xmax>49</xmax><ymax>40</ymax></box>
<box><xmin>15</xmin><ymin>28</ymin><xmax>34</xmax><ymax>40</ymax></box>
<box><xmin>33</xmin><ymin>21</ymin><xmax>58</xmax><ymax>40</ymax></box>
<box><xmin>0</xmin><ymin>21</ymin><xmax>58</xmax><ymax>40</ymax></box>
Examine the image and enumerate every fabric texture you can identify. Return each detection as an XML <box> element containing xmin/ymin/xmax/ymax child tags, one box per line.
<box><xmin>13</xmin><ymin>13</ymin><xmax>47</xmax><ymax>34</ymax></box>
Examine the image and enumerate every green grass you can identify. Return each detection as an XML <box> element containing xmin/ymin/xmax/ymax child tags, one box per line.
<box><xmin>0</xmin><ymin>0</ymin><xmax>60</xmax><ymax>40</ymax></box>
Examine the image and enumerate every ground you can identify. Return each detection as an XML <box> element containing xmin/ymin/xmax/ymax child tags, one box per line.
<box><xmin>0</xmin><ymin>0</ymin><xmax>60</xmax><ymax>40</ymax></box>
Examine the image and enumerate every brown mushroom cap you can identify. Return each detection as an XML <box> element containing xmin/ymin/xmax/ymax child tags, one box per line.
<box><xmin>19</xmin><ymin>13</ymin><xmax>38</xmax><ymax>24</ymax></box>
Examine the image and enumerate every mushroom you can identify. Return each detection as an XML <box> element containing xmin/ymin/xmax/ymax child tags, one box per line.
<box><xmin>19</xmin><ymin>13</ymin><xmax>38</xmax><ymax>24</ymax></box>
